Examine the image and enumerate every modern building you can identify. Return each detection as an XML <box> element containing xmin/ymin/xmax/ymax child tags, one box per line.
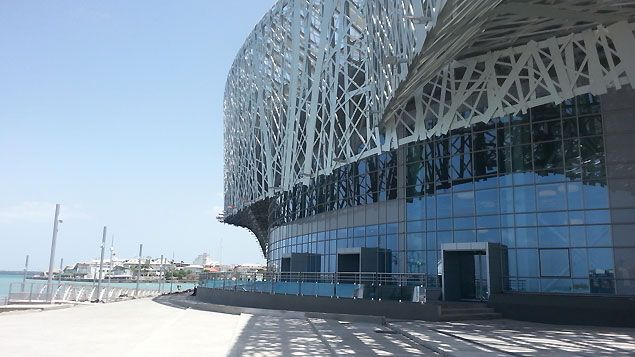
<box><xmin>215</xmin><ymin>0</ymin><xmax>635</xmax><ymax>320</ymax></box>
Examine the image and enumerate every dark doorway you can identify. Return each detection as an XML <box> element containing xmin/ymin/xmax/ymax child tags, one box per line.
<box><xmin>442</xmin><ymin>243</ymin><xmax>505</xmax><ymax>302</ymax></box>
<box><xmin>443</xmin><ymin>251</ymin><xmax>485</xmax><ymax>301</ymax></box>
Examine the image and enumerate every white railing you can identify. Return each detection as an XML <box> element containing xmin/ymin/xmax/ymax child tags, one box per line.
<box><xmin>6</xmin><ymin>282</ymin><xmax>160</xmax><ymax>304</ymax></box>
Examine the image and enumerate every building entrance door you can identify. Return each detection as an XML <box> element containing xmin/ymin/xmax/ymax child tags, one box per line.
<box><xmin>441</xmin><ymin>243</ymin><xmax>505</xmax><ymax>302</ymax></box>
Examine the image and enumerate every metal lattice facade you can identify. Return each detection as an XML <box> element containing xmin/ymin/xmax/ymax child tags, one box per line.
<box><xmin>223</xmin><ymin>0</ymin><xmax>635</xmax><ymax>244</ymax></box>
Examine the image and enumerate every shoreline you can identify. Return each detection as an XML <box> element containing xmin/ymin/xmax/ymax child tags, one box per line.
<box><xmin>26</xmin><ymin>276</ymin><xmax>197</xmax><ymax>284</ymax></box>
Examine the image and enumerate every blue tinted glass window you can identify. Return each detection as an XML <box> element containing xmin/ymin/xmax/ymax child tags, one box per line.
<box><xmin>514</xmin><ymin>186</ymin><xmax>536</xmax><ymax>212</ymax></box>
<box><xmin>586</xmin><ymin>210</ymin><xmax>610</xmax><ymax>224</ymax></box>
<box><xmin>588</xmin><ymin>248</ymin><xmax>614</xmax><ymax>273</ymax></box>
<box><xmin>406</xmin><ymin>198</ymin><xmax>425</xmax><ymax>220</ymax></box>
<box><xmin>583</xmin><ymin>184</ymin><xmax>609</xmax><ymax>209</ymax></box>
<box><xmin>477</xmin><ymin>229</ymin><xmax>501</xmax><ymax>243</ymax></box>
<box><xmin>569</xmin><ymin>226</ymin><xmax>586</xmax><ymax>247</ymax></box>
<box><xmin>437</xmin><ymin>194</ymin><xmax>452</xmax><ymax>218</ymax></box>
<box><xmin>500</xmin><ymin>187</ymin><xmax>514</xmax><ymax>214</ymax></box>
<box><xmin>385</xmin><ymin>234</ymin><xmax>398</xmax><ymax>251</ymax></box>
<box><xmin>425</xmin><ymin>196</ymin><xmax>436</xmax><ymax>219</ymax></box>
<box><xmin>454</xmin><ymin>217</ymin><xmax>474</xmax><ymax>230</ymax></box>
<box><xmin>437</xmin><ymin>218</ymin><xmax>452</xmax><ymax>230</ymax></box>
<box><xmin>455</xmin><ymin>230</ymin><xmax>476</xmax><ymax>243</ymax></box>
<box><xmin>540</xmin><ymin>249</ymin><xmax>570</xmax><ymax>277</ymax></box>
<box><xmin>366</xmin><ymin>236</ymin><xmax>378</xmax><ymax>248</ymax></box>
<box><xmin>568</xmin><ymin>211</ymin><xmax>585</xmax><ymax>225</ymax></box>
<box><xmin>386</xmin><ymin>223</ymin><xmax>398</xmax><ymax>234</ymax></box>
<box><xmin>516</xmin><ymin>227</ymin><xmax>538</xmax><ymax>247</ymax></box>
<box><xmin>476</xmin><ymin>189</ymin><xmax>499</xmax><ymax>215</ymax></box>
<box><xmin>407</xmin><ymin>251</ymin><xmax>426</xmax><ymax>273</ymax></box>
<box><xmin>406</xmin><ymin>233</ymin><xmax>425</xmax><ymax>250</ymax></box>
<box><xmin>474</xmin><ymin>176</ymin><xmax>498</xmax><ymax>189</ymax></box>
<box><xmin>501</xmin><ymin>228</ymin><xmax>515</xmax><ymax>247</ymax></box>
<box><xmin>541</xmin><ymin>278</ymin><xmax>572</xmax><ymax>293</ymax></box>
<box><xmin>536</xmin><ymin>183</ymin><xmax>567</xmax><ymax>211</ymax></box>
<box><xmin>436</xmin><ymin>231</ymin><xmax>452</xmax><ymax>250</ymax></box>
<box><xmin>505</xmin><ymin>249</ymin><xmax>517</xmax><ymax>276</ymax></box>
<box><xmin>425</xmin><ymin>232</ymin><xmax>436</xmax><ymax>249</ymax></box>
<box><xmin>515</xmin><ymin>213</ymin><xmax>537</xmax><ymax>226</ymax></box>
<box><xmin>406</xmin><ymin>220</ymin><xmax>425</xmax><ymax>233</ymax></box>
<box><xmin>477</xmin><ymin>215</ymin><xmax>499</xmax><ymax>229</ymax></box>
<box><xmin>453</xmin><ymin>191</ymin><xmax>475</xmax><ymax>216</ymax></box>
<box><xmin>513</xmin><ymin>171</ymin><xmax>534</xmax><ymax>186</ymax></box>
<box><xmin>537</xmin><ymin>211</ymin><xmax>568</xmax><ymax>226</ymax></box>
<box><xmin>427</xmin><ymin>251</ymin><xmax>438</xmax><ymax>275</ymax></box>
<box><xmin>570</xmin><ymin>248</ymin><xmax>588</xmax><ymax>278</ymax></box>
<box><xmin>572</xmin><ymin>279</ymin><xmax>590</xmax><ymax>293</ymax></box>
<box><xmin>501</xmin><ymin>214</ymin><xmax>515</xmax><ymax>227</ymax></box>
<box><xmin>586</xmin><ymin>225</ymin><xmax>612</xmax><ymax>247</ymax></box>
<box><xmin>567</xmin><ymin>183</ymin><xmax>584</xmax><ymax>210</ymax></box>
<box><xmin>539</xmin><ymin>226</ymin><xmax>569</xmax><ymax>248</ymax></box>
<box><xmin>517</xmin><ymin>249</ymin><xmax>539</xmax><ymax>277</ymax></box>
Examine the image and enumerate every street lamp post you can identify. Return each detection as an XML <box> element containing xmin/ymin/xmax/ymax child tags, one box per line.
<box><xmin>46</xmin><ymin>204</ymin><xmax>62</xmax><ymax>303</ymax></box>
<box><xmin>58</xmin><ymin>258</ymin><xmax>63</xmax><ymax>286</ymax></box>
<box><xmin>135</xmin><ymin>244</ymin><xmax>143</xmax><ymax>297</ymax></box>
<box><xmin>109</xmin><ymin>235</ymin><xmax>114</xmax><ymax>286</ymax></box>
<box><xmin>21</xmin><ymin>255</ymin><xmax>29</xmax><ymax>292</ymax></box>
<box><xmin>159</xmin><ymin>254</ymin><xmax>164</xmax><ymax>294</ymax></box>
<box><xmin>96</xmin><ymin>226</ymin><xmax>107</xmax><ymax>302</ymax></box>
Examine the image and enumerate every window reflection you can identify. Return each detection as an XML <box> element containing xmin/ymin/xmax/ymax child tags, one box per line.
<box><xmin>266</xmin><ymin>94</ymin><xmax>618</xmax><ymax>296</ymax></box>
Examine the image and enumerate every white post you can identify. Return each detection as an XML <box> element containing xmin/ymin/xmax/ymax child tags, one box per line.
<box><xmin>58</xmin><ymin>258</ymin><xmax>63</xmax><ymax>286</ymax></box>
<box><xmin>21</xmin><ymin>254</ymin><xmax>29</xmax><ymax>292</ymax></box>
<box><xmin>170</xmin><ymin>251</ymin><xmax>174</xmax><ymax>293</ymax></box>
<box><xmin>159</xmin><ymin>254</ymin><xmax>164</xmax><ymax>294</ymax></box>
<box><xmin>46</xmin><ymin>204</ymin><xmax>61</xmax><ymax>303</ymax></box>
<box><xmin>135</xmin><ymin>244</ymin><xmax>143</xmax><ymax>297</ymax></box>
<box><xmin>96</xmin><ymin>226</ymin><xmax>107</xmax><ymax>301</ymax></box>
<box><xmin>109</xmin><ymin>235</ymin><xmax>114</xmax><ymax>286</ymax></box>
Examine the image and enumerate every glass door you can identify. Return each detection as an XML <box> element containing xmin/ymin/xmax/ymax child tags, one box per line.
<box><xmin>474</xmin><ymin>253</ymin><xmax>488</xmax><ymax>301</ymax></box>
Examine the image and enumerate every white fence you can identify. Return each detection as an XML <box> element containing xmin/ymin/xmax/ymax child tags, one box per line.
<box><xmin>6</xmin><ymin>282</ymin><xmax>160</xmax><ymax>304</ymax></box>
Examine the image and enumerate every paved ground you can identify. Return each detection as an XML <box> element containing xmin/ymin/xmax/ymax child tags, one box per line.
<box><xmin>0</xmin><ymin>294</ymin><xmax>633</xmax><ymax>356</ymax></box>
<box><xmin>390</xmin><ymin>320</ymin><xmax>635</xmax><ymax>356</ymax></box>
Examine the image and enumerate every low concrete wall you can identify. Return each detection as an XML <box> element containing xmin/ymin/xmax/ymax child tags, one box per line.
<box><xmin>490</xmin><ymin>293</ymin><xmax>635</xmax><ymax>327</ymax></box>
<box><xmin>195</xmin><ymin>287</ymin><xmax>441</xmax><ymax>320</ymax></box>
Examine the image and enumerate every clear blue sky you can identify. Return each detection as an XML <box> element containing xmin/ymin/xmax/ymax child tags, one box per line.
<box><xmin>0</xmin><ymin>1</ymin><xmax>277</xmax><ymax>270</ymax></box>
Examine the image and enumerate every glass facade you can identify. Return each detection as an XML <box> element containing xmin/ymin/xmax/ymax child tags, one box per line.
<box><xmin>266</xmin><ymin>92</ymin><xmax>635</xmax><ymax>296</ymax></box>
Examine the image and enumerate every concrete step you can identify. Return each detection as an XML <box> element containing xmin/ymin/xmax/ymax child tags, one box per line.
<box><xmin>438</xmin><ymin>304</ymin><xmax>502</xmax><ymax>320</ymax></box>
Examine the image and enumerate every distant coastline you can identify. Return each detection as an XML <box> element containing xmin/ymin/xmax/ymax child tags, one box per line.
<box><xmin>26</xmin><ymin>276</ymin><xmax>197</xmax><ymax>284</ymax></box>
<box><xmin>0</xmin><ymin>271</ymin><xmax>41</xmax><ymax>276</ymax></box>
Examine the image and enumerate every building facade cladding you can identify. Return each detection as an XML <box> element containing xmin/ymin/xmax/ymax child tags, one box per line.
<box><xmin>222</xmin><ymin>0</ymin><xmax>635</xmax><ymax>297</ymax></box>
<box><xmin>267</xmin><ymin>89</ymin><xmax>635</xmax><ymax>296</ymax></box>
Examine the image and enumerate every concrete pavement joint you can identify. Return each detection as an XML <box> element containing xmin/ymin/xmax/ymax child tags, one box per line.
<box><xmin>425</xmin><ymin>325</ymin><xmax>520</xmax><ymax>357</ymax></box>
<box><xmin>306</xmin><ymin>317</ymin><xmax>339</xmax><ymax>356</ymax></box>
<box><xmin>385</xmin><ymin>322</ymin><xmax>448</xmax><ymax>356</ymax></box>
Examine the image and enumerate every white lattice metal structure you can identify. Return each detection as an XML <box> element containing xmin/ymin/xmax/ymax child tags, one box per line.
<box><xmin>223</xmin><ymin>0</ymin><xmax>635</xmax><ymax>217</ymax></box>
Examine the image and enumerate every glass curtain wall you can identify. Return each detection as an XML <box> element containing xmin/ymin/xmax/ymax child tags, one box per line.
<box><xmin>268</xmin><ymin>94</ymin><xmax>618</xmax><ymax>295</ymax></box>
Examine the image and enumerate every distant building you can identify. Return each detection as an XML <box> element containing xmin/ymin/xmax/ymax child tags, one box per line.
<box><xmin>192</xmin><ymin>253</ymin><xmax>218</xmax><ymax>267</ymax></box>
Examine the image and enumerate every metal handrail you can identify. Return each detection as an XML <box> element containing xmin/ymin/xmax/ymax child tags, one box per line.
<box><xmin>6</xmin><ymin>282</ymin><xmax>162</xmax><ymax>304</ymax></box>
<box><xmin>199</xmin><ymin>271</ymin><xmax>441</xmax><ymax>303</ymax></box>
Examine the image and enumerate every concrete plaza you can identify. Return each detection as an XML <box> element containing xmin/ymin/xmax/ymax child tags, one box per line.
<box><xmin>0</xmin><ymin>294</ymin><xmax>633</xmax><ymax>356</ymax></box>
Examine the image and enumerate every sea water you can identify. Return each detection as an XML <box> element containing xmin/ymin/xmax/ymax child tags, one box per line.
<box><xmin>0</xmin><ymin>273</ymin><xmax>24</xmax><ymax>302</ymax></box>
